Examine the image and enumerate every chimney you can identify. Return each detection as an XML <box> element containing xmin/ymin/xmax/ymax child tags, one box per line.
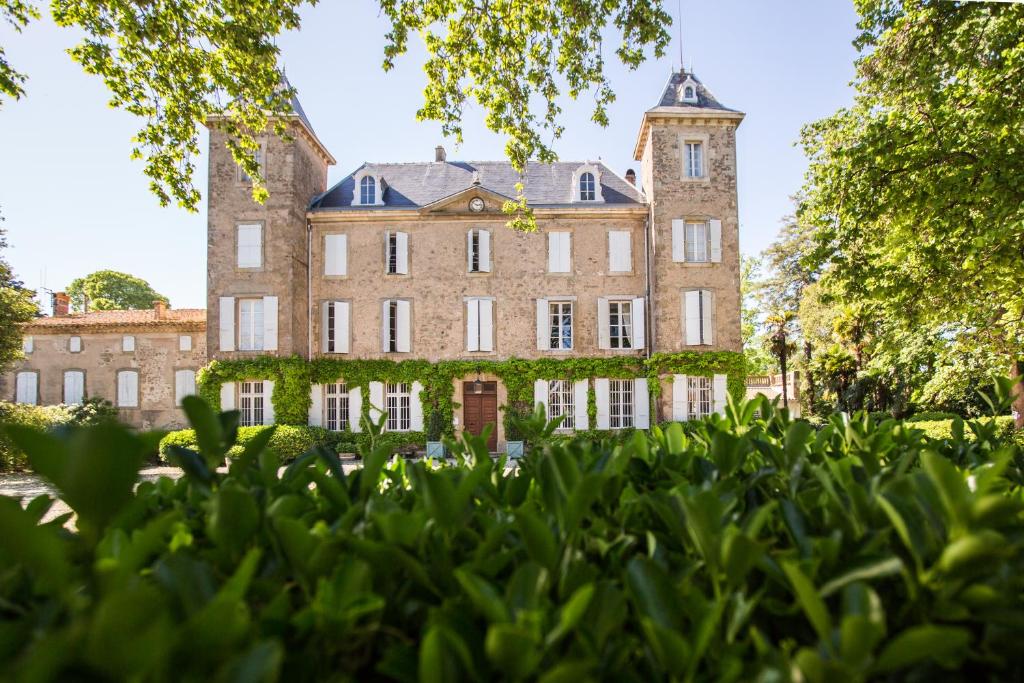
<box><xmin>153</xmin><ymin>300</ymin><xmax>167</xmax><ymax>319</ymax></box>
<box><xmin>52</xmin><ymin>292</ymin><xmax>70</xmax><ymax>317</ymax></box>
<box><xmin>435</xmin><ymin>145</ymin><xmax>446</xmax><ymax>163</ymax></box>
<box><xmin>625</xmin><ymin>168</ymin><xmax>636</xmax><ymax>185</ymax></box>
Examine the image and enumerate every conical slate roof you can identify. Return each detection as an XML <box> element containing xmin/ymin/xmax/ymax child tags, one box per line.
<box><xmin>653</xmin><ymin>70</ymin><xmax>739</xmax><ymax>112</ymax></box>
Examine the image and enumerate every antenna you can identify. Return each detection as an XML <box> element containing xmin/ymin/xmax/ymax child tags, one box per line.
<box><xmin>677</xmin><ymin>0</ymin><xmax>684</xmax><ymax>71</ymax></box>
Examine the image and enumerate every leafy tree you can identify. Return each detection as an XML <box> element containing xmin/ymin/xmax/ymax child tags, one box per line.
<box><xmin>1</xmin><ymin>0</ymin><xmax>671</xmax><ymax>225</ymax></box>
<box><xmin>740</xmin><ymin>256</ymin><xmax>773</xmax><ymax>374</ymax></box>
<box><xmin>799</xmin><ymin>0</ymin><xmax>1024</xmax><ymax>426</ymax></box>
<box><xmin>66</xmin><ymin>270</ymin><xmax>167</xmax><ymax>312</ymax></box>
<box><xmin>764</xmin><ymin>311</ymin><xmax>797</xmax><ymax>409</ymax></box>
<box><xmin>0</xmin><ymin>211</ymin><xmax>37</xmax><ymax>371</ymax></box>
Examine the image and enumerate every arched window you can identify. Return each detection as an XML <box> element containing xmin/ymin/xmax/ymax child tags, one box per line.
<box><xmin>360</xmin><ymin>176</ymin><xmax>376</xmax><ymax>205</ymax></box>
<box><xmin>579</xmin><ymin>172</ymin><xmax>596</xmax><ymax>201</ymax></box>
<box><xmin>684</xmin><ymin>86</ymin><xmax>695</xmax><ymax>100</ymax></box>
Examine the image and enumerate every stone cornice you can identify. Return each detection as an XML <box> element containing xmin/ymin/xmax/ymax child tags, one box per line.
<box><xmin>633</xmin><ymin>109</ymin><xmax>745</xmax><ymax>161</ymax></box>
<box><xmin>307</xmin><ymin>204</ymin><xmax>649</xmax><ymax>224</ymax></box>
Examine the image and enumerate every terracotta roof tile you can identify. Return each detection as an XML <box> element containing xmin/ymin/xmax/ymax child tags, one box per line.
<box><xmin>24</xmin><ymin>308</ymin><xmax>206</xmax><ymax>332</ymax></box>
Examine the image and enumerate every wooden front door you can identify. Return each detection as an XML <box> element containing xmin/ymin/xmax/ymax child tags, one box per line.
<box><xmin>463</xmin><ymin>382</ymin><xmax>498</xmax><ymax>451</ymax></box>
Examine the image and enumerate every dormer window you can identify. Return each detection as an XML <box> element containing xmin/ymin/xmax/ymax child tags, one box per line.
<box><xmin>679</xmin><ymin>76</ymin><xmax>699</xmax><ymax>104</ymax></box>
<box><xmin>352</xmin><ymin>170</ymin><xmax>384</xmax><ymax>206</ymax></box>
<box><xmin>684</xmin><ymin>86</ymin><xmax>695</xmax><ymax>99</ymax></box>
<box><xmin>579</xmin><ymin>172</ymin><xmax>596</xmax><ymax>201</ymax></box>
<box><xmin>360</xmin><ymin>176</ymin><xmax>376</xmax><ymax>205</ymax></box>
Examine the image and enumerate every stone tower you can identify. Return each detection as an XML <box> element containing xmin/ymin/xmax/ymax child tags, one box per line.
<box><xmin>205</xmin><ymin>89</ymin><xmax>335</xmax><ymax>360</ymax></box>
<box><xmin>634</xmin><ymin>69</ymin><xmax>744</xmax><ymax>354</ymax></box>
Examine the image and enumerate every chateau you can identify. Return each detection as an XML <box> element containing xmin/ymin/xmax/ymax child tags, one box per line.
<box><xmin>4</xmin><ymin>69</ymin><xmax>745</xmax><ymax>450</ymax></box>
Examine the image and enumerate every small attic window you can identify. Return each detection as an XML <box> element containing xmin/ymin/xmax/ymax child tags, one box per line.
<box><xmin>579</xmin><ymin>172</ymin><xmax>596</xmax><ymax>201</ymax></box>
<box><xmin>684</xmin><ymin>86</ymin><xmax>695</xmax><ymax>100</ymax></box>
<box><xmin>571</xmin><ymin>164</ymin><xmax>604</xmax><ymax>203</ymax></box>
<box><xmin>360</xmin><ymin>176</ymin><xmax>376</xmax><ymax>205</ymax></box>
<box><xmin>352</xmin><ymin>170</ymin><xmax>384</xmax><ymax>206</ymax></box>
<box><xmin>679</xmin><ymin>76</ymin><xmax>699</xmax><ymax>104</ymax></box>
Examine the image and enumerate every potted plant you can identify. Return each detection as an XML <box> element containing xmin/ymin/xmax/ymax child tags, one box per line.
<box><xmin>425</xmin><ymin>409</ymin><xmax>445</xmax><ymax>459</ymax></box>
<box><xmin>504</xmin><ymin>402</ymin><xmax>528</xmax><ymax>459</ymax></box>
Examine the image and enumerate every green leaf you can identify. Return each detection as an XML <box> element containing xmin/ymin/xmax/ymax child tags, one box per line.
<box><xmin>625</xmin><ymin>556</ymin><xmax>682</xmax><ymax>631</ymax></box>
<box><xmin>453</xmin><ymin>568</ymin><xmax>509</xmax><ymax>624</ymax></box>
<box><xmin>0</xmin><ymin>496</ymin><xmax>69</xmax><ymax>592</ymax></box>
<box><xmin>515</xmin><ymin>509</ymin><xmax>557</xmax><ymax>571</ymax></box>
<box><xmin>485</xmin><ymin>623</ymin><xmax>541</xmax><ymax>680</ymax></box>
<box><xmin>873</xmin><ymin>625</ymin><xmax>970</xmax><ymax>673</ymax></box>
<box><xmin>781</xmin><ymin>560</ymin><xmax>833</xmax><ymax>649</ymax></box>
<box><xmin>819</xmin><ymin>557</ymin><xmax>903</xmax><ymax>598</ymax></box>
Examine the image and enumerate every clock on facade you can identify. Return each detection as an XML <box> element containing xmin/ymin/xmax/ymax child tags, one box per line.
<box><xmin>469</xmin><ymin>197</ymin><xmax>485</xmax><ymax>212</ymax></box>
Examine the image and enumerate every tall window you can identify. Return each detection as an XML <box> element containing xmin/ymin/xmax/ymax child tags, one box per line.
<box><xmin>609</xmin><ymin>379</ymin><xmax>634</xmax><ymax>429</ymax></box>
<box><xmin>548</xmin><ymin>301</ymin><xmax>573</xmax><ymax>350</ymax></box>
<box><xmin>360</xmin><ymin>175</ymin><xmax>376</xmax><ymax>205</ymax></box>
<box><xmin>687</xmin><ymin>376</ymin><xmax>712</xmax><ymax>419</ymax></box>
<box><xmin>175</xmin><ymin>369</ymin><xmax>196</xmax><ymax>405</ymax></box>
<box><xmin>326</xmin><ymin>302</ymin><xmax>337</xmax><ymax>353</ymax></box>
<box><xmin>685</xmin><ymin>222</ymin><xmax>709</xmax><ymax>262</ymax></box>
<box><xmin>579</xmin><ymin>172</ymin><xmax>596</xmax><ymax>201</ymax></box>
<box><xmin>15</xmin><ymin>371</ymin><xmax>37</xmax><ymax>405</ymax></box>
<box><xmin>64</xmin><ymin>370</ymin><xmax>85</xmax><ymax>405</ymax></box>
<box><xmin>237</xmin><ymin>224</ymin><xmax>263</xmax><ymax>268</ymax></box>
<box><xmin>609</xmin><ymin>300</ymin><xmax>633</xmax><ymax>349</ymax></box>
<box><xmin>240</xmin><ymin>381</ymin><xmax>265</xmax><ymax>427</ymax></box>
<box><xmin>547</xmin><ymin>380</ymin><xmax>575</xmax><ymax>429</ymax></box>
<box><xmin>387</xmin><ymin>232</ymin><xmax>398</xmax><ymax>274</ymax></box>
<box><xmin>117</xmin><ymin>370</ymin><xmax>139</xmax><ymax>408</ymax></box>
<box><xmin>685</xmin><ymin>142</ymin><xmax>703</xmax><ymax>178</ymax></box>
<box><xmin>238</xmin><ymin>298</ymin><xmax>265</xmax><ymax>351</ymax></box>
<box><xmin>387</xmin><ymin>300</ymin><xmax>399</xmax><ymax>352</ymax></box>
<box><xmin>326</xmin><ymin>382</ymin><xmax>349</xmax><ymax>431</ymax></box>
<box><xmin>386</xmin><ymin>382</ymin><xmax>411</xmax><ymax>431</ymax></box>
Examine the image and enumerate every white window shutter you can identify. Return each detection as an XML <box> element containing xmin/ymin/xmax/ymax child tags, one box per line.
<box><xmin>396</xmin><ymin>300</ymin><xmax>411</xmax><ymax>352</ymax></box>
<box><xmin>597</xmin><ymin>298</ymin><xmax>611</xmax><ymax>349</ymax></box>
<box><xmin>559</xmin><ymin>233</ymin><xmax>571</xmax><ymax>272</ymax></box>
<box><xmin>69</xmin><ymin>336</ymin><xmax>81</xmax><ymax>353</ymax></box>
<box><xmin>709</xmin><ymin>220</ymin><xmax>722</xmax><ymax>263</ymax></box>
<box><xmin>381</xmin><ymin>301</ymin><xmax>391</xmax><ymax>352</ymax></box>
<box><xmin>684</xmin><ymin>291</ymin><xmax>701</xmax><ymax>346</ymax></box>
<box><xmin>479</xmin><ymin>230</ymin><xmax>491</xmax><ymax>272</ymax></box>
<box><xmin>308</xmin><ymin>384</ymin><xmax>323</xmax><ymax>426</ymax></box>
<box><xmin>466</xmin><ymin>299</ymin><xmax>480</xmax><ymax>352</ymax></box>
<box><xmin>634</xmin><ymin>378</ymin><xmax>650</xmax><ymax>429</ymax></box>
<box><xmin>237</xmin><ymin>224</ymin><xmax>262</xmax><ymax>268</ymax></box>
<box><xmin>595</xmin><ymin>378</ymin><xmax>610</xmax><ymax>429</ymax></box>
<box><xmin>609</xmin><ymin>231</ymin><xmax>631</xmax><ymax>272</ymax></box>
<box><xmin>173</xmin><ymin>371</ymin><xmax>185</xmax><ymax>406</ymax></box>
<box><xmin>536</xmin><ymin>299</ymin><xmax>548</xmax><ymax>350</ymax></box>
<box><xmin>123</xmin><ymin>336</ymin><xmax>135</xmax><ymax>352</ymax></box>
<box><xmin>672</xmin><ymin>219</ymin><xmax>686</xmax><ymax>262</ymax></box>
<box><xmin>573</xmin><ymin>380</ymin><xmax>589</xmax><ymax>430</ymax></box>
<box><xmin>713</xmin><ymin>374</ymin><xmax>728</xmax><ymax>415</ymax></box>
<box><xmin>220</xmin><ymin>382</ymin><xmax>236</xmax><ymax>411</ymax></box>
<box><xmin>175</xmin><ymin>370</ymin><xmax>196</xmax><ymax>406</ymax></box>
<box><xmin>349</xmin><ymin>386</ymin><xmax>363</xmax><ymax>432</ymax></box>
<box><xmin>65</xmin><ymin>371</ymin><xmax>84</xmax><ymax>405</ymax></box>
<box><xmin>262</xmin><ymin>296</ymin><xmax>278</xmax><ymax>351</ymax></box>
<box><xmin>16</xmin><ymin>373</ymin><xmax>36</xmax><ymax>405</ymax></box>
<box><xmin>368</xmin><ymin>381</ymin><xmax>385</xmax><ymax>424</ymax></box>
<box><xmin>336</xmin><ymin>301</ymin><xmax>350</xmax><ymax>354</ymax></box>
<box><xmin>118</xmin><ymin>371</ymin><xmax>138</xmax><ymax>407</ymax></box>
<box><xmin>179</xmin><ymin>335</ymin><xmax>192</xmax><ymax>351</ymax></box>
<box><xmin>467</xmin><ymin>230</ymin><xmax>474</xmax><ymax>272</ymax></box>
<box><xmin>22</xmin><ymin>336</ymin><xmax>33</xmax><ymax>354</ymax></box>
<box><xmin>410</xmin><ymin>381</ymin><xmax>424</xmax><ymax>431</ymax></box>
<box><xmin>479</xmin><ymin>299</ymin><xmax>494</xmax><ymax>352</ymax></box>
<box><xmin>702</xmin><ymin>290</ymin><xmax>715</xmax><ymax>346</ymax></box>
<box><xmin>263</xmin><ymin>380</ymin><xmax>275</xmax><ymax>424</ymax></box>
<box><xmin>631</xmin><ymin>297</ymin><xmax>646</xmax><ymax>349</ymax></box>
<box><xmin>395</xmin><ymin>231</ymin><xmax>409</xmax><ymax>274</ymax></box>
<box><xmin>325</xmin><ymin>234</ymin><xmax>347</xmax><ymax>276</ymax></box>
<box><xmin>672</xmin><ymin>375</ymin><xmax>689</xmax><ymax>421</ymax></box>
<box><xmin>547</xmin><ymin>233</ymin><xmax>559</xmax><ymax>273</ymax></box>
<box><xmin>219</xmin><ymin>297</ymin><xmax>235</xmax><ymax>352</ymax></box>
<box><xmin>533</xmin><ymin>379</ymin><xmax>548</xmax><ymax>415</ymax></box>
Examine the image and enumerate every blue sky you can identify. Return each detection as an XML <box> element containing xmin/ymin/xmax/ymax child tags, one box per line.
<box><xmin>0</xmin><ymin>0</ymin><xmax>859</xmax><ymax>310</ymax></box>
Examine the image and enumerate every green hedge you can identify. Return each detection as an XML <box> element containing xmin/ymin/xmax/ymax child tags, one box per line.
<box><xmin>0</xmin><ymin>403</ymin><xmax>77</xmax><ymax>471</ymax></box>
<box><xmin>910</xmin><ymin>415</ymin><xmax>1016</xmax><ymax>441</ymax></box>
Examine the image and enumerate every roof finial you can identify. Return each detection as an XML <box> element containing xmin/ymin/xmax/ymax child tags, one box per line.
<box><xmin>677</xmin><ymin>0</ymin><xmax>684</xmax><ymax>71</ymax></box>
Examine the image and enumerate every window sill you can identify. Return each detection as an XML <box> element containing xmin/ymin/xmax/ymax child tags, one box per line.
<box><xmin>679</xmin><ymin>176</ymin><xmax>712</xmax><ymax>184</ymax></box>
<box><xmin>674</xmin><ymin>261</ymin><xmax>715</xmax><ymax>267</ymax></box>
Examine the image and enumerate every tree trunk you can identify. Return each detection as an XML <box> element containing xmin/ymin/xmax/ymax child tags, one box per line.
<box><xmin>804</xmin><ymin>340</ymin><xmax>815</xmax><ymax>409</ymax></box>
<box><xmin>780</xmin><ymin>347</ymin><xmax>789</xmax><ymax>409</ymax></box>
<box><xmin>1012</xmin><ymin>359</ymin><xmax>1024</xmax><ymax>430</ymax></box>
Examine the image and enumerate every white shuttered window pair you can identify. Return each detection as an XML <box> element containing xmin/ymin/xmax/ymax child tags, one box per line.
<box><xmin>466</xmin><ymin>298</ymin><xmax>494</xmax><ymax>352</ymax></box>
<box><xmin>547</xmin><ymin>232</ymin><xmax>571</xmax><ymax>273</ymax></box>
<box><xmin>237</xmin><ymin>224</ymin><xmax>263</xmax><ymax>268</ymax></box>
<box><xmin>310</xmin><ymin>384</ymin><xmax>362</xmax><ymax>432</ymax></box>
<box><xmin>532</xmin><ymin>379</ymin><xmax>589</xmax><ymax>430</ymax></box>
<box><xmin>15</xmin><ymin>372</ymin><xmax>37</xmax><ymax>405</ymax></box>
<box><xmin>381</xmin><ymin>300</ymin><xmax>411</xmax><ymax>353</ymax></box>
<box><xmin>385</xmin><ymin>231</ymin><xmax>409</xmax><ymax>275</ymax></box>
<box><xmin>64</xmin><ymin>370</ymin><xmax>84</xmax><ymax>405</ymax></box>
<box><xmin>175</xmin><ymin>369</ymin><xmax>196</xmax><ymax>405</ymax></box>
<box><xmin>325</xmin><ymin>234</ymin><xmax>348</xmax><ymax>276</ymax></box>
<box><xmin>322</xmin><ymin>301</ymin><xmax>351</xmax><ymax>354</ymax></box>
<box><xmin>536</xmin><ymin>300</ymin><xmax>573</xmax><ymax>350</ymax></box>
<box><xmin>598</xmin><ymin>297</ymin><xmax>645</xmax><ymax>350</ymax></box>
<box><xmin>608</xmin><ymin>231</ymin><xmax>632</xmax><ymax>272</ymax></box>
<box><xmin>671</xmin><ymin>219</ymin><xmax>722</xmax><ymax>263</ymax></box>
<box><xmin>219</xmin><ymin>296</ymin><xmax>278</xmax><ymax>352</ymax></box>
<box><xmin>117</xmin><ymin>370</ymin><xmax>139</xmax><ymax>408</ymax></box>
<box><xmin>671</xmin><ymin>374</ymin><xmax>729</xmax><ymax>420</ymax></box>
<box><xmin>595</xmin><ymin>378</ymin><xmax>649</xmax><ymax>429</ymax></box>
<box><xmin>239</xmin><ymin>380</ymin><xmax>275</xmax><ymax>426</ymax></box>
<box><xmin>684</xmin><ymin>290</ymin><xmax>715</xmax><ymax>346</ymax></box>
<box><xmin>467</xmin><ymin>229</ymin><xmax>491</xmax><ymax>273</ymax></box>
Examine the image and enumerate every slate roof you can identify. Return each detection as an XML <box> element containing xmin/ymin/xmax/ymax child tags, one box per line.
<box><xmin>654</xmin><ymin>70</ymin><xmax>738</xmax><ymax>112</ymax></box>
<box><xmin>282</xmin><ymin>75</ymin><xmax>317</xmax><ymax>136</ymax></box>
<box><xmin>24</xmin><ymin>309</ymin><xmax>206</xmax><ymax>332</ymax></box>
<box><xmin>311</xmin><ymin>160</ymin><xmax>645</xmax><ymax>210</ymax></box>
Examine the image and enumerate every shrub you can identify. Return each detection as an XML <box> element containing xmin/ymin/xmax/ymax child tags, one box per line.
<box><xmin>2</xmin><ymin>395</ymin><xmax>1024</xmax><ymax>680</ymax></box>
<box><xmin>909</xmin><ymin>415</ymin><xmax>1015</xmax><ymax>442</ymax></box>
<box><xmin>0</xmin><ymin>402</ymin><xmax>76</xmax><ymax>470</ymax></box>
<box><xmin>905</xmin><ymin>410</ymin><xmax>960</xmax><ymax>422</ymax></box>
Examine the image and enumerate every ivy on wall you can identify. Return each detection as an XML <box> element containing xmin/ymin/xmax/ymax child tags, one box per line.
<box><xmin>196</xmin><ymin>352</ymin><xmax>746</xmax><ymax>442</ymax></box>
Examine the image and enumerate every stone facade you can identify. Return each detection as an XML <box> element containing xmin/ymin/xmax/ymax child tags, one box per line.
<box><xmin>1</xmin><ymin>305</ymin><xmax>206</xmax><ymax>429</ymax></box>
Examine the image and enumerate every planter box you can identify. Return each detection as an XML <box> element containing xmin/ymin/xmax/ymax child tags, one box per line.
<box><xmin>506</xmin><ymin>441</ymin><xmax>524</xmax><ymax>459</ymax></box>
<box><xmin>425</xmin><ymin>441</ymin><xmax>445</xmax><ymax>459</ymax></box>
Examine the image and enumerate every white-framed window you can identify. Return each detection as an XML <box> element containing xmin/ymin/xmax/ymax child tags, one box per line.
<box><xmin>386</xmin><ymin>382</ymin><xmax>412</xmax><ymax>432</ymax></box>
<box><xmin>548</xmin><ymin>301</ymin><xmax>573</xmax><ymax>350</ymax></box>
<box><xmin>684</xmin><ymin>289</ymin><xmax>715</xmax><ymax>346</ymax></box>
<box><xmin>15</xmin><ymin>371</ymin><xmax>37</xmax><ymax>405</ymax></box>
<box><xmin>685</xmin><ymin>222</ymin><xmax>709</xmax><ymax>262</ymax></box>
<box><xmin>385</xmin><ymin>230</ymin><xmax>409</xmax><ymax>275</ymax></box>
<box><xmin>467</xmin><ymin>228</ymin><xmax>491</xmax><ymax>273</ymax></box>
<box><xmin>237</xmin><ymin>223</ymin><xmax>263</xmax><ymax>268</ymax></box>
<box><xmin>609</xmin><ymin>379</ymin><xmax>634</xmax><ymax>429</ymax></box>
<box><xmin>466</xmin><ymin>298</ymin><xmax>494</xmax><ymax>352</ymax></box>
<box><xmin>547</xmin><ymin>380</ymin><xmax>575</xmax><ymax>429</ymax></box>
<box><xmin>175</xmin><ymin>369</ymin><xmax>196</xmax><ymax>405</ymax></box>
<box><xmin>684</xmin><ymin>142</ymin><xmax>704</xmax><ymax>178</ymax></box>
<box><xmin>63</xmin><ymin>370</ymin><xmax>85</xmax><ymax>405</ymax></box>
<box><xmin>382</xmin><ymin>299</ymin><xmax>411</xmax><ymax>353</ymax></box>
<box><xmin>239</xmin><ymin>380</ymin><xmax>266</xmax><ymax>427</ymax></box>
<box><xmin>122</xmin><ymin>335</ymin><xmax>135</xmax><ymax>352</ymax></box>
<box><xmin>608</xmin><ymin>231</ymin><xmax>632</xmax><ymax>272</ymax></box>
<box><xmin>688</xmin><ymin>376</ymin><xmax>713</xmax><ymax>419</ymax></box>
<box><xmin>360</xmin><ymin>176</ymin><xmax>376</xmax><ymax>205</ymax></box>
<box><xmin>548</xmin><ymin>232</ymin><xmax>571</xmax><ymax>273</ymax></box>
<box><xmin>22</xmin><ymin>336</ymin><xmax>32</xmax><ymax>354</ymax></box>
<box><xmin>179</xmin><ymin>335</ymin><xmax>192</xmax><ymax>352</ymax></box>
<box><xmin>117</xmin><ymin>369</ymin><xmax>139</xmax><ymax>408</ymax></box>
<box><xmin>682</xmin><ymin>84</ymin><xmax>697</xmax><ymax>102</ymax></box>
<box><xmin>325</xmin><ymin>382</ymin><xmax>350</xmax><ymax>431</ymax></box>
<box><xmin>322</xmin><ymin>300</ymin><xmax>350</xmax><ymax>354</ymax></box>
<box><xmin>579</xmin><ymin>172</ymin><xmax>596</xmax><ymax>201</ymax></box>
<box><xmin>609</xmin><ymin>300</ymin><xmax>634</xmax><ymax>349</ymax></box>
<box><xmin>325</xmin><ymin>234</ymin><xmax>348</xmax><ymax>276</ymax></box>
<box><xmin>69</xmin><ymin>336</ymin><xmax>82</xmax><ymax>353</ymax></box>
<box><xmin>238</xmin><ymin>298</ymin><xmax>265</xmax><ymax>351</ymax></box>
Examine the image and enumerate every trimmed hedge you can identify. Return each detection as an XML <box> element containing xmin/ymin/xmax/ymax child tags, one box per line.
<box><xmin>910</xmin><ymin>415</ymin><xmax>1015</xmax><ymax>441</ymax></box>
